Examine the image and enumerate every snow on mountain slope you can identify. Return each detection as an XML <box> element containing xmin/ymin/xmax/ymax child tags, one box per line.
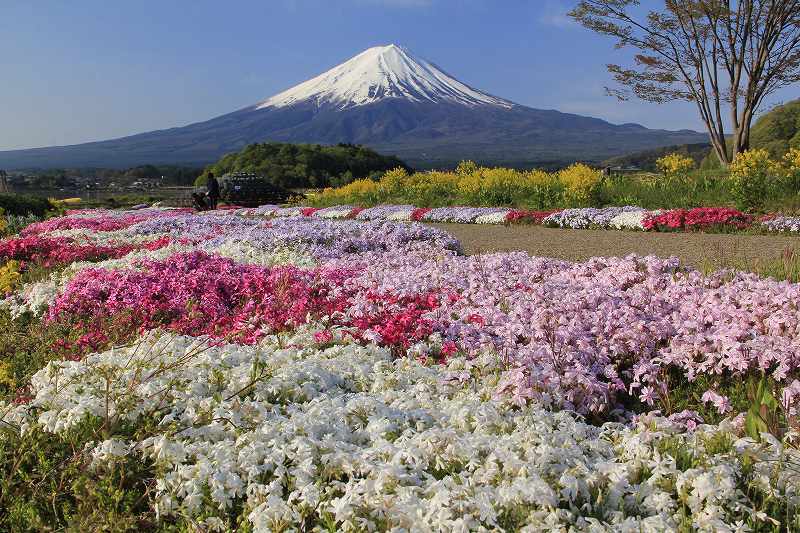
<box><xmin>256</xmin><ymin>44</ymin><xmax>514</xmax><ymax>110</ymax></box>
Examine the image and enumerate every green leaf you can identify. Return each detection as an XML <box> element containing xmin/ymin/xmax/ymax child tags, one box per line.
<box><xmin>745</xmin><ymin>407</ymin><xmax>768</xmax><ymax>441</ymax></box>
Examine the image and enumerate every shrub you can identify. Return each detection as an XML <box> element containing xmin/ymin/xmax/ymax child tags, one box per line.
<box><xmin>404</xmin><ymin>171</ymin><xmax>460</xmax><ymax>207</ymax></box>
<box><xmin>655</xmin><ymin>153</ymin><xmax>695</xmax><ymax>176</ymax></box>
<box><xmin>313</xmin><ymin>178</ymin><xmax>383</xmax><ymax>206</ymax></box>
<box><xmin>455</xmin><ymin>160</ymin><xmax>479</xmax><ymax>176</ymax></box>
<box><xmin>0</xmin><ymin>260</ymin><xmax>21</xmax><ymax>295</ymax></box>
<box><xmin>728</xmin><ymin>149</ymin><xmax>783</xmax><ymax>211</ymax></box>
<box><xmin>0</xmin><ymin>194</ymin><xmax>54</xmax><ymax>217</ymax></box>
<box><xmin>378</xmin><ymin>167</ymin><xmax>410</xmax><ymax>197</ymax></box>
<box><xmin>557</xmin><ymin>163</ymin><xmax>602</xmax><ymax>205</ymax></box>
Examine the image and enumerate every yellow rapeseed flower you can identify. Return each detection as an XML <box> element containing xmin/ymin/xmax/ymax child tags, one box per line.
<box><xmin>655</xmin><ymin>153</ymin><xmax>695</xmax><ymax>175</ymax></box>
<box><xmin>557</xmin><ymin>163</ymin><xmax>601</xmax><ymax>204</ymax></box>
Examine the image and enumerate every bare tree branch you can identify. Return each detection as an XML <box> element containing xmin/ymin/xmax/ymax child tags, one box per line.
<box><xmin>570</xmin><ymin>0</ymin><xmax>800</xmax><ymax>166</ymax></box>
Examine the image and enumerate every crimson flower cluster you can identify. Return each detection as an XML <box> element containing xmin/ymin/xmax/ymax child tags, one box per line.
<box><xmin>643</xmin><ymin>208</ymin><xmax>752</xmax><ymax>231</ymax></box>
<box><xmin>0</xmin><ymin>235</ymin><xmax>171</xmax><ymax>268</ymax></box>
<box><xmin>410</xmin><ymin>208</ymin><xmax>432</xmax><ymax>221</ymax></box>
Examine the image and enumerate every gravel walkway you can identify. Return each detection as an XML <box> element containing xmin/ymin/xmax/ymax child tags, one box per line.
<box><xmin>429</xmin><ymin>223</ymin><xmax>799</xmax><ymax>269</ymax></box>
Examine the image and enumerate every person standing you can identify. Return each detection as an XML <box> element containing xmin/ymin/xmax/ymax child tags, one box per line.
<box><xmin>206</xmin><ymin>172</ymin><xmax>220</xmax><ymax>210</ymax></box>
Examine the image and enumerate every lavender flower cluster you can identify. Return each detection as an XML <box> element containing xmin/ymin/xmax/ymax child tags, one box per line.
<box><xmin>762</xmin><ymin>216</ymin><xmax>800</xmax><ymax>233</ymax></box>
<box><xmin>196</xmin><ymin>217</ymin><xmax>460</xmax><ymax>260</ymax></box>
<box><xmin>355</xmin><ymin>205</ymin><xmax>417</xmax><ymax>221</ymax></box>
<box><xmin>421</xmin><ymin>207</ymin><xmax>512</xmax><ymax>223</ymax></box>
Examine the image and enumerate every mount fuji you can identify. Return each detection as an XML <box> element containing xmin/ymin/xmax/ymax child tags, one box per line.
<box><xmin>0</xmin><ymin>44</ymin><xmax>707</xmax><ymax>169</ymax></box>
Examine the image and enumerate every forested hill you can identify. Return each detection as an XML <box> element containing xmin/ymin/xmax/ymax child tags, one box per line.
<box><xmin>197</xmin><ymin>143</ymin><xmax>410</xmax><ymax>189</ymax></box>
<box><xmin>602</xmin><ymin>143</ymin><xmax>712</xmax><ymax>171</ymax></box>
<box><xmin>749</xmin><ymin>99</ymin><xmax>800</xmax><ymax>157</ymax></box>
<box><xmin>605</xmin><ymin>99</ymin><xmax>800</xmax><ymax>172</ymax></box>
<box><xmin>698</xmin><ymin>99</ymin><xmax>800</xmax><ymax>168</ymax></box>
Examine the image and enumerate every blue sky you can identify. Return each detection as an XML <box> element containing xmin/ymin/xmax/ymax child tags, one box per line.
<box><xmin>0</xmin><ymin>0</ymin><xmax>796</xmax><ymax>151</ymax></box>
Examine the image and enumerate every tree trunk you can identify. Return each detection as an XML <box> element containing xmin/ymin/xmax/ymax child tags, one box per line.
<box><xmin>733</xmin><ymin>106</ymin><xmax>755</xmax><ymax>158</ymax></box>
<box><xmin>708</xmin><ymin>130</ymin><xmax>730</xmax><ymax>167</ymax></box>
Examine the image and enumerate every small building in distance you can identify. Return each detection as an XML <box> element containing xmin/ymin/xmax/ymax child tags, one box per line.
<box><xmin>610</xmin><ymin>165</ymin><xmax>643</xmax><ymax>175</ymax></box>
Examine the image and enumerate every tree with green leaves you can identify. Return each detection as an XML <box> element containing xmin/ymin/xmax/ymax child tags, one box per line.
<box><xmin>570</xmin><ymin>0</ymin><xmax>800</xmax><ymax>165</ymax></box>
<box><xmin>197</xmin><ymin>142</ymin><xmax>410</xmax><ymax>189</ymax></box>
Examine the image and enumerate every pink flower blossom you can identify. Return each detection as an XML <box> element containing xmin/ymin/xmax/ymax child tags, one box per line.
<box><xmin>701</xmin><ymin>390</ymin><xmax>732</xmax><ymax>414</ymax></box>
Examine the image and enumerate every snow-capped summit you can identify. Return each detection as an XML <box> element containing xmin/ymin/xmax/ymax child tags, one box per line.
<box><xmin>0</xmin><ymin>44</ymin><xmax>709</xmax><ymax>170</ymax></box>
<box><xmin>256</xmin><ymin>44</ymin><xmax>514</xmax><ymax>110</ymax></box>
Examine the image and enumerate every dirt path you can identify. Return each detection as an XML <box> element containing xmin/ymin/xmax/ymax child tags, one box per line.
<box><xmin>429</xmin><ymin>223</ymin><xmax>800</xmax><ymax>269</ymax></box>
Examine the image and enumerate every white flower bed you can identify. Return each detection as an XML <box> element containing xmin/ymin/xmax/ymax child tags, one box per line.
<box><xmin>203</xmin><ymin>240</ymin><xmax>316</xmax><ymax>268</ymax></box>
<box><xmin>312</xmin><ymin>206</ymin><xmax>357</xmax><ymax>219</ymax></box>
<box><xmin>272</xmin><ymin>207</ymin><xmax>305</xmax><ymax>217</ymax></box>
<box><xmin>474</xmin><ymin>211</ymin><xmax>510</xmax><ymax>224</ymax></box>
<box><xmin>385</xmin><ymin>209</ymin><xmax>414</xmax><ymax>221</ymax></box>
<box><xmin>3</xmin><ymin>330</ymin><xmax>797</xmax><ymax>531</ymax></box>
<box><xmin>608</xmin><ymin>210</ymin><xmax>658</xmax><ymax>230</ymax></box>
<box><xmin>45</xmin><ymin>228</ymin><xmax>174</xmax><ymax>246</ymax></box>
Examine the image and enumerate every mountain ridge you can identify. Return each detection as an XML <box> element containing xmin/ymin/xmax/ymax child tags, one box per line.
<box><xmin>0</xmin><ymin>44</ymin><xmax>708</xmax><ymax>169</ymax></box>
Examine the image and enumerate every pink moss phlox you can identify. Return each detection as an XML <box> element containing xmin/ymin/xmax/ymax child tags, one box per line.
<box><xmin>47</xmin><ymin>251</ymin><xmax>354</xmax><ymax>346</ymax></box>
<box><xmin>22</xmin><ymin>209</ymin><xmax>190</xmax><ymax>236</ymax></box>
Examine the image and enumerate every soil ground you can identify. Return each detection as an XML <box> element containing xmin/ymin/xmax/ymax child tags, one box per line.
<box><xmin>429</xmin><ymin>223</ymin><xmax>800</xmax><ymax>269</ymax></box>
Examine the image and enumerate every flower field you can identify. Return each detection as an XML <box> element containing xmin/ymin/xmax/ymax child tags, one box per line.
<box><xmin>0</xmin><ymin>207</ymin><xmax>799</xmax><ymax>531</ymax></box>
<box><xmin>238</xmin><ymin>203</ymin><xmax>800</xmax><ymax>233</ymax></box>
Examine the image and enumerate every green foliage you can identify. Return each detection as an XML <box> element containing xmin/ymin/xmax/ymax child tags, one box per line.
<box><xmin>0</xmin><ymin>193</ymin><xmax>54</xmax><ymax>217</ymax></box>
<box><xmin>0</xmin><ymin>311</ymin><xmax>68</xmax><ymax>402</ymax></box>
<box><xmin>745</xmin><ymin>375</ymin><xmax>783</xmax><ymax>441</ymax></box>
<box><xmin>0</xmin><ymin>418</ymin><xmax>158</xmax><ymax>531</ymax></box>
<box><xmin>749</xmin><ymin>99</ymin><xmax>800</xmax><ymax>159</ymax></box>
<box><xmin>198</xmin><ymin>142</ymin><xmax>411</xmax><ymax>190</ymax></box>
<box><xmin>661</xmin><ymin>369</ymin><xmax>750</xmax><ymax>424</ymax></box>
<box><xmin>3</xmin><ymin>213</ymin><xmax>43</xmax><ymax>236</ymax></box>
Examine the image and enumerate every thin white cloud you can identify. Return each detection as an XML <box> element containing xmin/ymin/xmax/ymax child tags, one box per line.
<box><xmin>538</xmin><ymin>0</ymin><xmax>576</xmax><ymax>28</ymax></box>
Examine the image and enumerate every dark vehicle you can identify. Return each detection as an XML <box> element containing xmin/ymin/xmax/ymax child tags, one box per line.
<box><xmin>218</xmin><ymin>172</ymin><xmax>293</xmax><ymax>207</ymax></box>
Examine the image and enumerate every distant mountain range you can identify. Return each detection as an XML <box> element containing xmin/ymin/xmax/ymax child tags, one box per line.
<box><xmin>0</xmin><ymin>44</ymin><xmax>708</xmax><ymax>170</ymax></box>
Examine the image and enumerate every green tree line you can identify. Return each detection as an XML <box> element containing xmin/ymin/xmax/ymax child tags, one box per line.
<box><xmin>196</xmin><ymin>142</ymin><xmax>411</xmax><ymax>189</ymax></box>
